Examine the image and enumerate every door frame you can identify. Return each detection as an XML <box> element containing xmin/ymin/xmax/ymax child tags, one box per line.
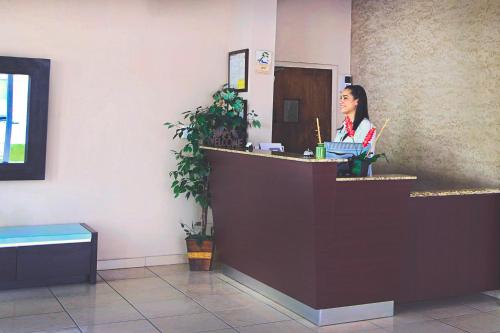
<box><xmin>274</xmin><ymin>61</ymin><xmax>339</xmax><ymax>140</ymax></box>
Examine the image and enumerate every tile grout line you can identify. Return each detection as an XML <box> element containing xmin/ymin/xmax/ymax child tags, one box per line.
<box><xmin>93</xmin><ymin>272</ymin><xmax>162</xmax><ymax>331</ymax></box>
<box><xmin>100</xmin><ymin>268</ymin><xmax>288</xmax><ymax>332</ymax></box>
<box><xmin>435</xmin><ymin>319</ymin><xmax>475</xmax><ymax>333</ymax></box>
<box><xmin>97</xmin><ymin>266</ymin><xmax>500</xmax><ymax>333</ymax></box>
<box><xmin>146</xmin><ymin>267</ymin><xmax>300</xmax><ymax>333</ymax></box>
<box><xmin>47</xmin><ymin>286</ymin><xmax>84</xmax><ymax>333</ymax></box>
<box><xmin>369</xmin><ymin>318</ymin><xmax>440</xmax><ymax>331</ymax></box>
<box><xmin>368</xmin><ymin>308</ymin><xmax>481</xmax><ymax>333</ymax></box>
<box><xmin>99</xmin><ymin>276</ymin><xmax>163</xmax><ymax>333</ymax></box>
<box><xmin>456</xmin><ymin>294</ymin><xmax>500</xmax><ymax>313</ymax></box>
<box><xmin>146</xmin><ymin>266</ymin><xmax>244</xmax><ymax>331</ymax></box>
<box><xmin>213</xmin><ymin>271</ymin><xmax>299</xmax><ymax>316</ymax></box>
<box><xmin>2</xmin><ymin>267</ymin><xmax>496</xmax><ymax>333</ymax></box>
<box><xmin>0</xmin><ymin>308</ymin><xmax>67</xmax><ymax>321</ymax></box>
<box><xmin>215</xmin><ymin>272</ymin><xmax>320</xmax><ymax>330</ymax></box>
<box><xmin>216</xmin><ymin>273</ymin><xmax>307</xmax><ymax>318</ymax></box>
<box><xmin>434</xmin><ymin>310</ymin><xmax>496</xmax><ymax>333</ymax></box>
<box><xmin>94</xmin><ymin>266</ymin><xmax>500</xmax><ymax>333</ymax></box>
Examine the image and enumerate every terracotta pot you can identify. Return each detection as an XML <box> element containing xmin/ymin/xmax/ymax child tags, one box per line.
<box><xmin>186</xmin><ymin>239</ymin><xmax>214</xmax><ymax>271</ymax></box>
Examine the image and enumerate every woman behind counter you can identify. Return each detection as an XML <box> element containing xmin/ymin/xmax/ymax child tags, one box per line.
<box><xmin>334</xmin><ymin>85</ymin><xmax>374</xmax><ymax>143</ymax></box>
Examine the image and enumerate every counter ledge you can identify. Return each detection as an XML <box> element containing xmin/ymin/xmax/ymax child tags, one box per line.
<box><xmin>336</xmin><ymin>174</ymin><xmax>417</xmax><ymax>182</ymax></box>
<box><xmin>201</xmin><ymin>146</ymin><xmax>347</xmax><ymax>163</ymax></box>
<box><xmin>410</xmin><ymin>188</ymin><xmax>500</xmax><ymax>197</ymax></box>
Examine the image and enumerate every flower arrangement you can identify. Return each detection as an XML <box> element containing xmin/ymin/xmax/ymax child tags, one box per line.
<box><xmin>343</xmin><ymin>117</ymin><xmax>389</xmax><ymax>177</ymax></box>
<box><xmin>345</xmin><ymin>116</ymin><xmax>355</xmax><ymax>138</ymax></box>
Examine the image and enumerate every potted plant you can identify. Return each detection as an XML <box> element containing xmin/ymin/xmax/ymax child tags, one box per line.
<box><xmin>165</xmin><ymin>85</ymin><xmax>260</xmax><ymax>271</ymax></box>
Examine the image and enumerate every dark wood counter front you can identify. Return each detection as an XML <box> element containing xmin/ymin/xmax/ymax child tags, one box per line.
<box><xmin>401</xmin><ymin>192</ymin><xmax>500</xmax><ymax>302</ymax></box>
<box><xmin>205</xmin><ymin>147</ymin><xmax>500</xmax><ymax>325</ymax></box>
<box><xmin>323</xmin><ymin>180</ymin><xmax>414</xmax><ymax>308</ymax></box>
<box><xmin>206</xmin><ymin>149</ymin><xmax>415</xmax><ymax>309</ymax></box>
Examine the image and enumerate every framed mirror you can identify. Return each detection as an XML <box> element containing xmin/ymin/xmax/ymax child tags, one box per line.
<box><xmin>0</xmin><ymin>56</ymin><xmax>50</xmax><ymax>180</ymax></box>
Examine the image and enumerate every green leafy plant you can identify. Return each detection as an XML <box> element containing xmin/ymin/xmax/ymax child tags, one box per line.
<box><xmin>165</xmin><ymin>85</ymin><xmax>260</xmax><ymax>241</ymax></box>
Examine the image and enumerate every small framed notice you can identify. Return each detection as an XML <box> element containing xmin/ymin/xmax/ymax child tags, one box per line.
<box><xmin>228</xmin><ymin>49</ymin><xmax>249</xmax><ymax>92</ymax></box>
<box><xmin>256</xmin><ymin>50</ymin><xmax>272</xmax><ymax>74</ymax></box>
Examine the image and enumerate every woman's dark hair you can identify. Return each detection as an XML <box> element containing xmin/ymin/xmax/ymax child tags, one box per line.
<box><xmin>346</xmin><ymin>85</ymin><xmax>369</xmax><ymax>131</ymax></box>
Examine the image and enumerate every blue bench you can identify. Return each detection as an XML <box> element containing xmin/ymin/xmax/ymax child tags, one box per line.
<box><xmin>0</xmin><ymin>223</ymin><xmax>97</xmax><ymax>290</ymax></box>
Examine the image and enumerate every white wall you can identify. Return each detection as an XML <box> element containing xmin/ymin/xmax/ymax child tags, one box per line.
<box><xmin>228</xmin><ymin>0</ymin><xmax>278</xmax><ymax>144</ymax></box>
<box><xmin>275</xmin><ymin>0</ymin><xmax>351</xmax><ymax>128</ymax></box>
<box><xmin>0</xmin><ymin>0</ymin><xmax>277</xmax><ymax>267</ymax></box>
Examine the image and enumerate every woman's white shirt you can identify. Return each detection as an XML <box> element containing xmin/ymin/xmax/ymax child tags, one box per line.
<box><xmin>334</xmin><ymin>118</ymin><xmax>373</xmax><ymax>143</ymax></box>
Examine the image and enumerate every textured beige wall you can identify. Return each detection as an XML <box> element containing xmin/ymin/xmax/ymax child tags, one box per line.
<box><xmin>351</xmin><ymin>0</ymin><xmax>500</xmax><ymax>189</ymax></box>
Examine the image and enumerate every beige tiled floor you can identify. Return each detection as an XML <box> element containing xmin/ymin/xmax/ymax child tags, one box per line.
<box><xmin>0</xmin><ymin>265</ymin><xmax>498</xmax><ymax>333</ymax></box>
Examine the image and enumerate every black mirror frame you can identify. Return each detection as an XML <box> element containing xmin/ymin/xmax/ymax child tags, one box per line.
<box><xmin>0</xmin><ymin>56</ymin><xmax>50</xmax><ymax>180</ymax></box>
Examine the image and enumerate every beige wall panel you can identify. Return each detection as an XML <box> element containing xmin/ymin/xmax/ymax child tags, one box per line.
<box><xmin>0</xmin><ymin>0</ymin><xmax>277</xmax><ymax>263</ymax></box>
<box><xmin>275</xmin><ymin>0</ymin><xmax>352</xmax><ymax>130</ymax></box>
<box><xmin>351</xmin><ymin>0</ymin><xmax>500</xmax><ymax>189</ymax></box>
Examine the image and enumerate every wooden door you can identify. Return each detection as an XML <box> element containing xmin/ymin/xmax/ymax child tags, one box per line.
<box><xmin>272</xmin><ymin>67</ymin><xmax>332</xmax><ymax>153</ymax></box>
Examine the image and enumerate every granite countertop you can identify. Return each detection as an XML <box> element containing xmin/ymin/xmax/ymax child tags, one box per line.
<box><xmin>202</xmin><ymin>146</ymin><xmax>499</xmax><ymax>194</ymax></box>
<box><xmin>336</xmin><ymin>174</ymin><xmax>417</xmax><ymax>182</ymax></box>
<box><xmin>410</xmin><ymin>188</ymin><xmax>500</xmax><ymax>197</ymax></box>
<box><xmin>202</xmin><ymin>146</ymin><xmax>347</xmax><ymax>163</ymax></box>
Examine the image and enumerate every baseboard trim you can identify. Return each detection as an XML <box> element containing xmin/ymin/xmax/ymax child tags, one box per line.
<box><xmin>222</xmin><ymin>264</ymin><xmax>393</xmax><ymax>326</ymax></box>
<box><xmin>97</xmin><ymin>254</ymin><xmax>187</xmax><ymax>270</ymax></box>
<box><xmin>483</xmin><ymin>290</ymin><xmax>500</xmax><ymax>299</ymax></box>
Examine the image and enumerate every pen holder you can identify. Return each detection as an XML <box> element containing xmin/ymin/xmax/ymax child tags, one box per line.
<box><xmin>315</xmin><ymin>143</ymin><xmax>326</xmax><ymax>159</ymax></box>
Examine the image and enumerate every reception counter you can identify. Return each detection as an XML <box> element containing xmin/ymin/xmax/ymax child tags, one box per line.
<box><xmin>204</xmin><ymin>147</ymin><xmax>500</xmax><ymax>326</ymax></box>
<box><xmin>402</xmin><ymin>188</ymin><xmax>500</xmax><ymax>302</ymax></box>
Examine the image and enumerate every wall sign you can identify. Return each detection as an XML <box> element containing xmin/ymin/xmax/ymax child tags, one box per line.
<box><xmin>256</xmin><ymin>50</ymin><xmax>272</xmax><ymax>74</ymax></box>
<box><xmin>228</xmin><ymin>49</ymin><xmax>249</xmax><ymax>92</ymax></box>
<box><xmin>205</xmin><ymin>100</ymin><xmax>248</xmax><ymax>149</ymax></box>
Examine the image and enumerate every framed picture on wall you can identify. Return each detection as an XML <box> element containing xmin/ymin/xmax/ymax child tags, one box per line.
<box><xmin>228</xmin><ymin>49</ymin><xmax>249</xmax><ymax>92</ymax></box>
